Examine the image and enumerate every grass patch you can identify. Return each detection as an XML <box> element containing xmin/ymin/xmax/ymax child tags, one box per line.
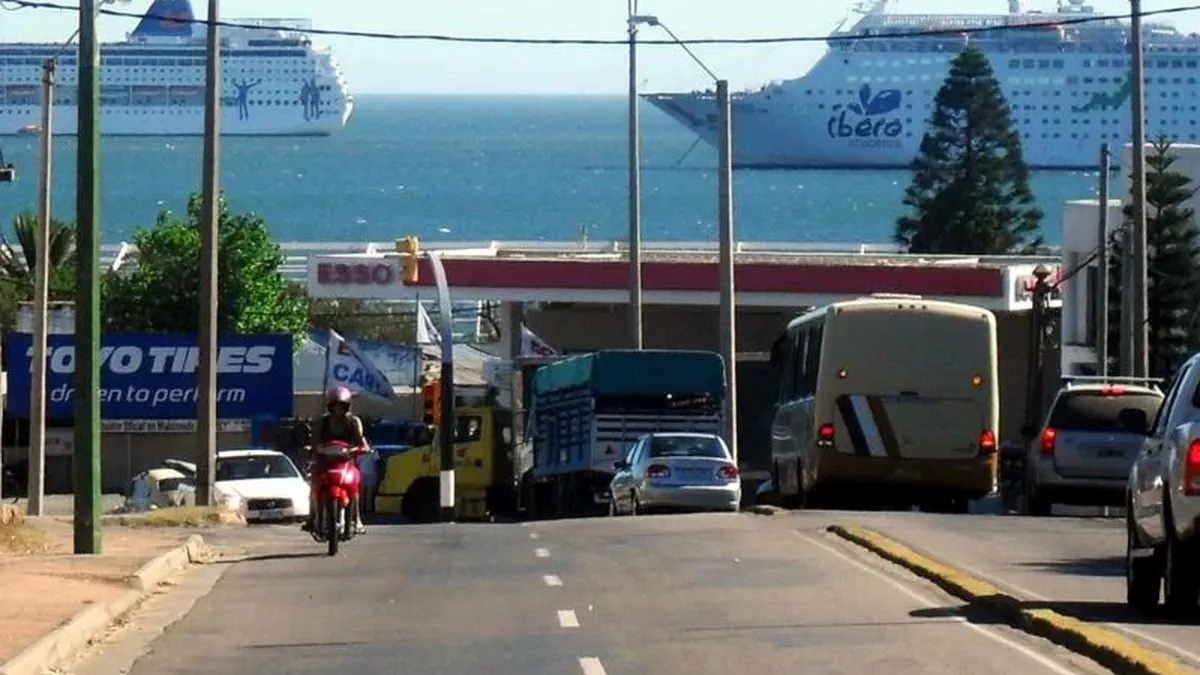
<box><xmin>116</xmin><ymin>506</ymin><xmax>243</xmax><ymax>529</ymax></box>
<box><xmin>0</xmin><ymin>521</ymin><xmax>49</xmax><ymax>554</ymax></box>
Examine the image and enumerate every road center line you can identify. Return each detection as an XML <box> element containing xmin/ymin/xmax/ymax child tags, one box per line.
<box><xmin>557</xmin><ymin>609</ymin><xmax>580</xmax><ymax>628</ymax></box>
<box><xmin>578</xmin><ymin>657</ymin><xmax>607</xmax><ymax>675</ymax></box>
<box><xmin>535</xmin><ymin>547</ymin><xmax>551</xmax><ymax>558</ymax></box>
<box><xmin>543</xmin><ymin>574</ymin><xmax>563</xmax><ymax>587</ymax></box>
<box><xmin>797</xmin><ymin>531</ymin><xmax>1079</xmax><ymax>675</ymax></box>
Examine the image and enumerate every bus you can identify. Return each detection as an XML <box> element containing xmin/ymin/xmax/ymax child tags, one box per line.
<box><xmin>768</xmin><ymin>294</ymin><xmax>999</xmax><ymax>513</ymax></box>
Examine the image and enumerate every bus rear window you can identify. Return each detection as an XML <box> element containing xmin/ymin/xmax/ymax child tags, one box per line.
<box><xmin>1047</xmin><ymin>392</ymin><xmax>1163</xmax><ymax>432</ymax></box>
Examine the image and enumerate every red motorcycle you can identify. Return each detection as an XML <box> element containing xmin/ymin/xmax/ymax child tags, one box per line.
<box><xmin>310</xmin><ymin>440</ymin><xmax>366</xmax><ymax>556</ymax></box>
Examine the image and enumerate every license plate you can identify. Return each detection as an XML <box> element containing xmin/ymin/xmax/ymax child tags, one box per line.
<box><xmin>1096</xmin><ymin>448</ymin><xmax>1124</xmax><ymax>458</ymax></box>
<box><xmin>257</xmin><ymin>508</ymin><xmax>286</xmax><ymax>519</ymax></box>
<box><xmin>680</xmin><ymin>468</ymin><xmax>710</xmax><ymax>478</ymax></box>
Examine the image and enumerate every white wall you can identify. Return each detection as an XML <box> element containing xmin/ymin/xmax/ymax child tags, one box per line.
<box><xmin>1061</xmin><ymin>143</ymin><xmax>1200</xmax><ymax>374</ymax></box>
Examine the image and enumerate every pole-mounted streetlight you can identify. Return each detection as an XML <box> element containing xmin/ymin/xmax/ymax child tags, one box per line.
<box><xmin>628</xmin><ymin>15</ymin><xmax>739</xmax><ymax>466</ymax></box>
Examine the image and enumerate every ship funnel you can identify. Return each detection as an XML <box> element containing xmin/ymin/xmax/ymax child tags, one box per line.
<box><xmin>132</xmin><ymin>0</ymin><xmax>196</xmax><ymax>38</ymax></box>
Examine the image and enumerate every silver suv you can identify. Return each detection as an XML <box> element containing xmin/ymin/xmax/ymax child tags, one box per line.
<box><xmin>1024</xmin><ymin>377</ymin><xmax>1163</xmax><ymax>516</ymax></box>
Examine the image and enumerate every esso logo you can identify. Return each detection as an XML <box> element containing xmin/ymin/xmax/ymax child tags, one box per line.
<box><xmin>317</xmin><ymin>262</ymin><xmax>395</xmax><ymax>285</ymax></box>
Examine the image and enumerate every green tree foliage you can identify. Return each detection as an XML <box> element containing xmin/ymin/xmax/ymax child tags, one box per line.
<box><xmin>104</xmin><ymin>192</ymin><xmax>306</xmax><ymax>339</ymax></box>
<box><xmin>1107</xmin><ymin>138</ymin><xmax>1200</xmax><ymax>379</ymax></box>
<box><xmin>0</xmin><ymin>211</ymin><xmax>77</xmax><ymax>300</ymax></box>
<box><xmin>894</xmin><ymin>46</ymin><xmax>1044</xmax><ymax>254</ymax></box>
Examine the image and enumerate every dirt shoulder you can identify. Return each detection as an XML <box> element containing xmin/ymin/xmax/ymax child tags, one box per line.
<box><xmin>0</xmin><ymin>509</ymin><xmax>196</xmax><ymax>664</ymax></box>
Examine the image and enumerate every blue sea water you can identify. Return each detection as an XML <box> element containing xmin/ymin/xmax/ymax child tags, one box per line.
<box><xmin>0</xmin><ymin>95</ymin><xmax>1103</xmax><ymax>245</ymax></box>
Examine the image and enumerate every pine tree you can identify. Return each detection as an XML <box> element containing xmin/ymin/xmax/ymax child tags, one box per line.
<box><xmin>895</xmin><ymin>46</ymin><xmax>1043</xmax><ymax>254</ymax></box>
<box><xmin>1107</xmin><ymin>138</ymin><xmax>1200</xmax><ymax>380</ymax></box>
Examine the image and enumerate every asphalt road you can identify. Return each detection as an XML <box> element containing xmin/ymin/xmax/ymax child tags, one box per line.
<box><xmin>82</xmin><ymin>512</ymin><xmax>1111</xmax><ymax>675</ymax></box>
<box><xmin>839</xmin><ymin>509</ymin><xmax>1200</xmax><ymax>669</ymax></box>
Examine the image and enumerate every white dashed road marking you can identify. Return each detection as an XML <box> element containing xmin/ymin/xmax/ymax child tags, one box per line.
<box><xmin>529</xmin><ymin>532</ymin><xmax>540</xmax><ymax>540</ymax></box>
<box><xmin>535</xmin><ymin>547</ymin><xmax>550</xmax><ymax>558</ymax></box>
<box><xmin>543</xmin><ymin>574</ymin><xmax>563</xmax><ymax>587</ymax></box>
<box><xmin>578</xmin><ymin>657</ymin><xmax>607</xmax><ymax>675</ymax></box>
<box><xmin>557</xmin><ymin>610</ymin><xmax>580</xmax><ymax>628</ymax></box>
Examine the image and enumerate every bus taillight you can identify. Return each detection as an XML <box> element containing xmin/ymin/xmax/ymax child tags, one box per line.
<box><xmin>979</xmin><ymin>429</ymin><xmax>997</xmax><ymax>453</ymax></box>
<box><xmin>817</xmin><ymin>423</ymin><xmax>835</xmax><ymax>447</ymax></box>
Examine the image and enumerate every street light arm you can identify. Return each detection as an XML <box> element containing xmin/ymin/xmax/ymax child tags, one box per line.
<box><xmin>654</xmin><ymin>22</ymin><xmax>720</xmax><ymax>84</ymax></box>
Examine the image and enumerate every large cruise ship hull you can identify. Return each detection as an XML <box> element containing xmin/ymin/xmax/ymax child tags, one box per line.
<box><xmin>645</xmin><ymin>89</ymin><xmax>1114</xmax><ymax>170</ymax></box>
<box><xmin>0</xmin><ymin>100</ymin><xmax>354</xmax><ymax>136</ymax></box>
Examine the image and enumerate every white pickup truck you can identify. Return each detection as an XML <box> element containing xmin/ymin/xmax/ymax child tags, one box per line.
<box><xmin>1126</xmin><ymin>355</ymin><xmax>1200</xmax><ymax>613</ymax></box>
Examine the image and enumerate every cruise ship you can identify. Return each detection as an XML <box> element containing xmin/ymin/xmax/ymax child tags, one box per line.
<box><xmin>644</xmin><ymin>0</ymin><xmax>1200</xmax><ymax>169</ymax></box>
<box><xmin>0</xmin><ymin>0</ymin><xmax>353</xmax><ymax>136</ymax></box>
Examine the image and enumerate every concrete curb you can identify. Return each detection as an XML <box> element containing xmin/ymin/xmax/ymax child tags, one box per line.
<box><xmin>827</xmin><ymin>524</ymin><xmax>1199</xmax><ymax>675</ymax></box>
<box><xmin>0</xmin><ymin>534</ymin><xmax>208</xmax><ymax>675</ymax></box>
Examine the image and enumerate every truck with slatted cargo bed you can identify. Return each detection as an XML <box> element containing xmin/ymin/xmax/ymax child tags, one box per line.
<box><xmin>518</xmin><ymin>349</ymin><xmax>727</xmax><ymax>519</ymax></box>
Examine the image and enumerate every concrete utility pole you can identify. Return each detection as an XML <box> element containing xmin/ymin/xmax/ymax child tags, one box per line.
<box><xmin>1129</xmin><ymin>0</ymin><xmax>1149</xmax><ymax>379</ymax></box>
<box><xmin>196</xmin><ymin>0</ymin><xmax>222</xmax><ymax>506</ymax></box>
<box><xmin>1097</xmin><ymin>143</ymin><xmax>1110</xmax><ymax>378</ymax></box>
<box><xmin>74</xmin><ymin>0</ymin><xmax>102</xmax><ymax>555</ymax></box>
<box><xmin>716</xmin><ymin>80</ymin><xmax>738</xmax><ymax>465</ymax></box>
<box><xmin>27</xmin><ymin>58</ymin><xmax>55</xmax><ymax>517</ymax></box>
<box><xmin>626</xmin><ymin>0</ymin><xmax>644</xmax><ymax>350</ymax></box>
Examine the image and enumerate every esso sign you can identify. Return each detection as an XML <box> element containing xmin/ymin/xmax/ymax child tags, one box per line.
<box><xmin>317</xmin><ymin>262</ymin><xmax>395</xmax><ymax>286</ymax></box>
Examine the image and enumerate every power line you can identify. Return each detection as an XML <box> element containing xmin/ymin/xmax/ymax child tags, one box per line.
<box><xmin>2</xmin><ymin>0</ymin><xmax>1200</xmax><ymax>46</ymax></box>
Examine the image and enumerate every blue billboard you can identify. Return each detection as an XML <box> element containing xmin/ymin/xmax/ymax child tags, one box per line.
<box><xmin>5</xmin><ymin>333</ymin><xmax>294</xmax><ymax>420</ymax></box>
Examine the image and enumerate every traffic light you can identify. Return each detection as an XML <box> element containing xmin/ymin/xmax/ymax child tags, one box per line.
<box><xmin>422</xmin><ymin>377</ymin><xmax>441</xmax><ymax>426</ymax></box>
<box><xmin>396</xmin><ymin>235</ymin><xmax>420</xmax><ymax>285</ymax></box>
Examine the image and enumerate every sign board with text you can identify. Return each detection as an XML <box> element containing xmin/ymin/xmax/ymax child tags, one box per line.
<box><xmin>306</xmin><ymin>255</ymin><xmax>403</xmax><ymax>300</ymax></box>
<box><xmin>4</xmin><ymin>333</ymin><xmax>294</xmax><ymax>420</ymax></box>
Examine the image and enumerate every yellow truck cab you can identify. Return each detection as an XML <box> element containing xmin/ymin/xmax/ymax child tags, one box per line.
<box><xmin>375</xmin><ymin>404</ymin><xmax>516</xmax><ymax>522</ymax></box>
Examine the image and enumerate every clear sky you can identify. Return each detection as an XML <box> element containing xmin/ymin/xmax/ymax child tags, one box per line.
<box><xmin>1</xmin><ymin>0</ymin><xmax>1199</xmax><ymax>95</ymax></box>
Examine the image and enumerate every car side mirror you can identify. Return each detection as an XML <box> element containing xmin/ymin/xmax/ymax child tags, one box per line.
<box><xmin>613</xmin><ymin>460</ymin><xmax>628</xmax><ymax>471</ymax></box>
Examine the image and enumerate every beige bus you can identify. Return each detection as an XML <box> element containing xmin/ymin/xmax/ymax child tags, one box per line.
<box><xmin>768</xmin><ymin>294</ymin><xmax>999</xmax><ymax>513</ymax></box>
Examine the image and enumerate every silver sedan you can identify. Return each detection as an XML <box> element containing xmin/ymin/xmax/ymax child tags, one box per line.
<box><xmin>608</xmin><ymin>432</ymin><xmax>741</xmax><ymax>515</ymax></box>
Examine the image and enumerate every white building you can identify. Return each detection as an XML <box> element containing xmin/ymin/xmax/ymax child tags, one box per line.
<box><xmin>1059</xmin><ymin>143</ymin><xmax>1200</xmax><ymax>375</ymax></box>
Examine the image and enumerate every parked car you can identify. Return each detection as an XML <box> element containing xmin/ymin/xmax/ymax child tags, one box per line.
<box><xmin>158</xmin><ymin>449</ymin><xmax>311</xmax><ymax>523</ymax></box>
<box><xmin>122</xmin><ymin>466</ymin><xmax>243</xmax><ymax>514</ymax></box>
<box><xmin>608</xmin><ymin>432</ymin><xmax>741</xmax><ymax>515</ymax></box>
<box><xmin>1127</xmin><ymin>355</ymin><xmax>1200</xmax><ymax>613</ymax></box>
<box><xmin>1024</xmin><ymin>377</ymin><xmax>1163</xmax><ymax>516</ymax></box>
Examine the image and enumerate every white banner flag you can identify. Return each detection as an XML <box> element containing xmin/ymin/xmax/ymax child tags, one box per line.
<box><xmin>521</xmin><ymin>325</ymin><xmax>559</xmax><ymax>357</ymax></box>
<box><xmin>415</xmin><ymin>302</ymin><xmax>442</xmax><ymax>347</ymax></box>
<box><xmin>324</xmin><ymin>329</ymin><xmax>398</xmax><ymax>402</ymax></box>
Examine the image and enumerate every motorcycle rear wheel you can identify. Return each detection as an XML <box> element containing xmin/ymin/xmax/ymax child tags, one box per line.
<box><xmin>326</xmin><ymin>498</ymin><xmax>340</xmax><ymax>557</ymax></box>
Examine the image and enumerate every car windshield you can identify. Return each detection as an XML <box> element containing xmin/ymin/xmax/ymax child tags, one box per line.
<box><xmin>648</xmin><ymin>436</ymin><xmax>728</xmax><ymax>459</ymax></box>
<box><xmin>216</xmin><ymin>456</ymin><xmax>301</xmax><ymax>481</ymax></box>
<box><xmin>1048</xmin><ymin>391</ymin><xmax>1163</xmax><ymax>432</ymax></box>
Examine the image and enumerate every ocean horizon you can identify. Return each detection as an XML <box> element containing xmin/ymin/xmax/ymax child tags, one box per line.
<box><xmin>0</xmin><ymin>94</ymin><xmax>1105</xmax><ymax>246</ymax></box>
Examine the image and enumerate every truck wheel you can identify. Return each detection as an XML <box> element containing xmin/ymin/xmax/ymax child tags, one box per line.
<box><xmin>1125</xmin><ymin>512</ymin><xmax>1162</xmax><ymax>612</ymax></box>
<box><xmin>1164</xmin><ymin>532</ymin><xmax>1200</xmax><ymax>613</ymax></box>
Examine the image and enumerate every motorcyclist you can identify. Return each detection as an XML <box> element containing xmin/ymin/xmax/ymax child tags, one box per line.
<box><xmin>301</xmin><ymin>385</ymin><xmax>369</xmax><ymax>534</ymax></box>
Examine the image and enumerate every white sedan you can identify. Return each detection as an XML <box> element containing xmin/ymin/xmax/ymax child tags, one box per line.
<box><xmin>165</xmin><ymin>450</ymin><xmax>310</xmax><ymax>523</ymax></box>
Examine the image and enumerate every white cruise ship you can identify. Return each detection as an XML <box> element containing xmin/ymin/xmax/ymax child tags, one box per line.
<box><xmin>0</xmin><ymin>0</ymin><xmax>353</xmax><ymax>136</ymax></box>
<box><xmin>644</xmin><ymin>0</ymin><xmax>1200</xmax><ymax>169</ymax></box>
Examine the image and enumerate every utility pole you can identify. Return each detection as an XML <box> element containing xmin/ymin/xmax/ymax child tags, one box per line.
<box><xmin>196</xmin><ymin>0</ymin><xmax>221</xmax><ymax>506</ymax></box>
<box><xmin>1129</xmin><ymin>0</ymin><xmax>1149</xmax><ymax>379</ymax></box>
<box><xmin>1097</xmin><ymin>143</ymin><xmax>1110</xmax><ymax>378</ymax></box>
<box><xmin>626</xmin><ymin>0</ymin><xmax>644</xmax><ymax>350</ymax></box>
<box><xmin>27</xmin><ymin>58</ymin><xmax>55</xmax><ymax>517</ymax></box>
<box><xmin>716</xmin><ymin>80</ymin><xmax>738</xmax><ymax>466</ymax></box>
<box><xmin>73</xmin><ymin>0</ymin><xmax>101</xmax><ymax>555</ymax></box>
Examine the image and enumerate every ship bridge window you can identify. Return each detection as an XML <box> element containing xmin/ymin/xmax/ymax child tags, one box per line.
<box><xmin>1023</xmin><ymin>59</ymin><xmax>1035</xmax><ymax>68</ymax></box>
<box><xmin>1010</xmin><ymin>59</ymin><xmax>1020</xmax><ymax>68</ymax></box>
<box><xmin>1038</xmin><ymin>59</ymin><xmax>1050</xmax><ymax>68</ymax></box>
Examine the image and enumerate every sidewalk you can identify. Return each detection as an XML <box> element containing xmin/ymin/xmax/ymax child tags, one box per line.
<box><xmin>0</xmin><ymin>508</ymin><xmax>191</xmax><ymax>665</ymax></box>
